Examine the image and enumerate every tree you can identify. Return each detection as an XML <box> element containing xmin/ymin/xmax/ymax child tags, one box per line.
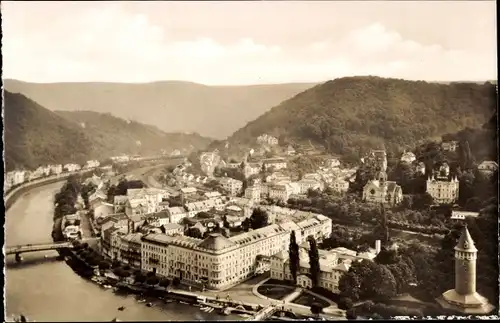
<box><xmin>310</xmin><ymin>303</ymin><xmax>323</xmax><ymax>315</ymax></box>
<box><xmin>288</xmin><ymin>231</ymin><xmax>300</xmax><ymax>284</ymax></box>
<box><xmin>249</xmin><ymin>208</ymin><xmax>269</xmax><ymax>230</ymax></box>
<box><xmin>185</xmin><ymin>226</ymin><xmax>204</xmax><ymax>239</ymax></box>
<box><xmin>159</xmin><ymin>278</ymin><xmax>171</xmax><ymax>287</ymax></box>
<box><xmin>135</xmin><ymin>272</ymin><xmax>147</xmax><ymax>284</ymax></box>
<box><xmin>338</xmin><ymin>271</ymin><xmax>361</xmax><ymax>301</ymax></box>
<box><xmin>222</xmin><ymin>215</ymin><xmax>230</xmax><ymax>228</ymax></box>
<box><xmin>160</xmin><ymin>225</ymin><xmax>166</xmax><ymax>234</ymax></box>
<box><xmin>146</xmin><ymin>276</ymin><xmax>159</xmax><ymax>286</ymax></box>
<box><xmin>364</xmin><ymin>264</ymin><xmax>397</xmax><ymax>299</ymax></box>
<box><xmin>465</xmin><ymin>197</ymin><xmax>482</xmax><ymax>212</ymax></box>
<box><xmin>307</xmin><ymin>236</ymin><xmax>321</xmax><ymax>288</ymax></box>
<box><xmin>242</xmin><ymin>218</ymin><xmax>251</xmax><ymax>232</ymax></box>
<box><xmin>337</xmin><ymin>297</ymin><xmax>354</xmax><ymax>310</ymax></box>
<box><xmin>374</xmin><ymin>247</ymin><xmax>399</xmax><ymax>265</ymax></box>
<box><xmin>346</xmin><ymin>308</ymin><xmax>357</xmax><ymax>320</ymax></box>
<box><xmin>387</xmin><ymin>261</ymin><xmax>416</xmax><ymax>295</ymax></box>
<box><xmin>98</xmin><ymin>260</ymin><xmax>111</xmax><ymax>270</ymax></box>
<box><xmin>413</xmin><ymin>193</ymin><xmax>434</xmax><ymax>210</ymax></box>
<box><xmin>459</xmin><ymin>140</ymin><xmax>474</xmax><ymax>170</ymax></box>
<box><xmin>379</xmin><ymin>204</ymin><xmax>389</xmax><ymax>244</ymax></box>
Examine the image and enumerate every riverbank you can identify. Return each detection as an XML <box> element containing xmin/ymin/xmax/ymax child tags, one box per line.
<box><xmin>5</xmin><ymin>182</ymin><xmax>241</xmax><ymax>322</ymax></box>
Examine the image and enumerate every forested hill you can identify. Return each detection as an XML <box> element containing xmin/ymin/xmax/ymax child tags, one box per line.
<box><xmin>4</xmin><ymin>91</ymin><xmax>94</xmax><ymax>171</ymax></box>
<box><xmin>4</xmin><ymin>91</ymin><xmax>213</xmax><ymax>171</ymax></box>
<box><xmin>55</xmin><ymin>110</ymin><xmax>213</xmax><ymax>157</ymax></box>
<box><xmin>4</xmin><ymin>79</ymin><xmax>316</xmax><ymax>139</ymax></box>
<box><xmin>226</xmin><ymin>76</ymin><xmax>497</xmax><ymax>159</ymax></box>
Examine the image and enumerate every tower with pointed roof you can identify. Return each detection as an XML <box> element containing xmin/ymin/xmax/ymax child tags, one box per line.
<box><xmin>436</xmin><ymin>225</ymin><xmax>494</xmax><ymax>314</ymax></box>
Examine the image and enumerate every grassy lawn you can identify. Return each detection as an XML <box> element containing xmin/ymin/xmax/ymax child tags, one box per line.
<box><xmin>292</xmin><ymin>291</ymin><xmax>331</xmax><ymax>308</ymax></box>
<box><xmin>257</xmin><ymin>284</ymin><xmax>295</xmax><ymax>300</ymax></box>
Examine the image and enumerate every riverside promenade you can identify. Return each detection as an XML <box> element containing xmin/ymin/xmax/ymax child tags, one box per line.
<box><xmin>169</xmin><ymin>274</ymin><xmax>346</xmax><ymax>319</ymax></box>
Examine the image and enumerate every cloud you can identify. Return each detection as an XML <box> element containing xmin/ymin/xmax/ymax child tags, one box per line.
<box><xmin>2</xmin><ymin>4</ymin><xmax>496</xmax><ymax>84</ymax></box>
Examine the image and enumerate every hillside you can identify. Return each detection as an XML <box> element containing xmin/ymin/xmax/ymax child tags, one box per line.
<box><xmin>4</xmin><ymin>79</ymin><xmax>316</xmax><ymax>139</ymax></box>
<box><xmin>225</xmin><ymin>76</ymin><xmax>497</xmax><ymax>159</ymax></box>
<box><xmin>3</xmin><ymin>91</ymin><xmax>213</xmax><ymax>171</ymax></box>
<box><xmin>4</xmin><ymin>91</ymin><xmax>94</xmax><ymax>171</ymax></box>
<box><xmin>55</xmin><ymin>110</ymin><xmax>213</xmax><ymax>156</ymax></box>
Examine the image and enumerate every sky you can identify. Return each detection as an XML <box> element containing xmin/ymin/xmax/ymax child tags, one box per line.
<box><xmin>2</xmin><ymin>1</ymin><xmax>497</xmax><ymax>85</ymax></box>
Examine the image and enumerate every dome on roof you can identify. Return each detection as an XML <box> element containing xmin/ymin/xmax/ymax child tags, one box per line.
<box><xmin>198</xmin><ymin>233</ymin><xmax>236</xmax><ymax>251</ymax></box>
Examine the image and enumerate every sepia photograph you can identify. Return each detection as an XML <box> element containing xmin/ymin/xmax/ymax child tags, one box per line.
<box><xmin>2</xmin><ymin>1</ymin><xmax>498</xmax><ymax>321</ymax></box>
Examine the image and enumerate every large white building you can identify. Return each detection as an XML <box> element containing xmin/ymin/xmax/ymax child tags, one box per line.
<box><xmin>219</xmin><ymin>177</ymin><xmax>243</xmax><ymax>196</ymax></box>
<box><xmin>5</xmin><ymin>170</ymin><xmax>27</xmax><ymax>186</ymax></box>
<box><xmin>166</xmin><ymin>206</ymin><xmax>189</xmax><ymax>224</ymax></box>
<box><xmin>269</xmin><ymin>183</ymin><xmax>294</xmax><ymax>202</ymax></box>
<box><xmin>330</xmin><ymin>178</ymin><xmax>349</xmax><ymax>194</ymax></box>
<box><xmin>141</xmin><ymin>224</ymin><xmax>290</xmax><ymax>290</ymax></box>
<box><xmin>245</xmin><ymin>185</ymin><xmax>261</xmax><ymax>202</ymax></box>
<box><xmin>426</xmin><ymin>176</ymin><xmax>460</xmax><ymax>204</ymax></box>
<box><xmin>298</xmin><ymin>178</ymin><xmax>324</xmax><ymax>194</ymax></box>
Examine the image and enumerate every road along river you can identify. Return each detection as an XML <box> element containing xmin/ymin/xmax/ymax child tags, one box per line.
<box><xmin>4</xmin><ymin>181</ymin><xmax>242</xmax><ymax>322</ymax></box>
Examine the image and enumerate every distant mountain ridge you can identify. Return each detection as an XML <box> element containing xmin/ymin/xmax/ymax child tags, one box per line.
<box><xmin>223</xmin><ymin>76</ymin><xmax>497</xmax><ymax>160</ymax></box>
<box><xmin>4</xmin><ymin>79</ymin><xmax>317</xmax><ymax>139</ymax></box>
<box><xmin>3</xmin><ymin>91</ymin><xmax>213</xmax><ymax>171</ymax></box>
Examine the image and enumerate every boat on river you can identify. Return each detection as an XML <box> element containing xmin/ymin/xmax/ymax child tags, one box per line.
<box><xmin>118</xmin><ymin>306</ymin><xmax>126</xmax><ymax>311</ymax></box>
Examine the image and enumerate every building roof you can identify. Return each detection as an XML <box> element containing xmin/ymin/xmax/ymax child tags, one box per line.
<box><xmin>386</xmin><ymin>181</ymin><xmax>400</xmax><ymax>194</ymax></box>
<box><xmin>197</xmin><ymin>233</ymin><xmax>237</xmax><ymax>251</ymax></box>
<box><xmin>219</xmin><ymin>177</ymin><xmax>243</xmax><ymax>185</ymax></box>
<box><xmin>230</xmin><ymin>224</ymin><xmax>287</xmax><ymax>246</ymax></box>
<box><xmin>278</xmin><ymin>220</ymin><xmax>301</xmax><ymax>232</ymax></box>
<box><xmin>114</xmin><ymin>195</ymin><xmax>128</xmax><ymax>204</ymax></box>
<box><xmin>272</xmin><ymin>250</ymin><xmax>289</xmax><ymax>260</ymax></box>
<box><xmin>145</xmin><ymin>210</ymin><xmax>170</xmax><ymax>219</ymax></box>
<box><xmin>226</xmin><ymin>205</ymin><xmax>242</xmax><ymax>212</ymax></box>
<box><xmin>121</xmin><ymin>233</ymin><xmax>143</xmax><ymax>244</ymax></box>
<box><xmin>163</xmin><ymin>223</ymin><xmax>184</xmax><ymax>231</ymax></box>
<box><xmin>455</xmin><ymin>225</ymin><xmax>477</xmax><ymax>252</ymax></box>
<box><xmin>181</xmin><ymin>187</ymin><xmax>197</xmax><ymax>194</ymax></box>
<box><xmin>143</xmin><ymin>233</ymin><xmax>202</xmax><ymax>249</ymax></box>
<box><xmin>450</xmin><ymin>210</ymin><xmax>479</xmax><ymax>220</ymax></box>
<box><xmin>168</xmin><ymin>206</ymin><xmax>187</xmax><ymax>215</ymax></box>
<box><xmin>204</xmin><ymin>191</ymin><xmax>222</xmax><ymax>198</ymax></box>
<box><xmin>478</xmin><ymin>160</ymin><xmax>498</xmax><ymax>169</ymax></box>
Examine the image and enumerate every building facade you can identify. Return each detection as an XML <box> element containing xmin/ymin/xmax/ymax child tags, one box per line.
<box><xmin>219</xmin><ymin>177</ymin><xmax>243</xmax><ymax>196</ymax></box>
<box><xmin>244</xmin><ymin>185</ymin><xmax>261</xmax><ymax>202</ymax></box>
<box><xmin>426</xmin><ymin>176</ymin><xmax>459</xmax><ymax>204</ymax></box>
<box><xmin>141</xmin><ymin>224</ymin><xmax>290</xmax><ymax>290</ymax></box>
<box><xmin>362</xmin><ymin>171</ymin><xmax>403</xmax><ymax>206</ymax></box>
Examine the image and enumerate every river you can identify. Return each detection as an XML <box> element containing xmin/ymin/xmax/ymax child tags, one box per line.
<box><xmin>4</xmin><ymin>182</ymin><xmax>242</xmax><ymax>322</ymax></box>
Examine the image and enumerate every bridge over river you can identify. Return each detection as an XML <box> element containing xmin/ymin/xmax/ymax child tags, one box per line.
<box><xmin>5</xmin><ymin>238</ymin><xmax>99</xmax><ymax>256</ymax></box>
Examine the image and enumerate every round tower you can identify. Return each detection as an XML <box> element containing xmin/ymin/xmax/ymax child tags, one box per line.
<box><xmin>437</xmin><ymin>225</ymin><xmax>494</xmax><ymax>314</ymax></box>
<box><xmin>454</xmin><ymin>225</ymin><xmax>477</xmax><ymax>295</ymax></box>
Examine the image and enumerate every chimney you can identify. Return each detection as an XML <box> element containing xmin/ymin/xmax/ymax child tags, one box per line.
<box><xmin>375</xmin><ymin>240</ymin><xmax>381</xmax><ymax>254</ymax></box>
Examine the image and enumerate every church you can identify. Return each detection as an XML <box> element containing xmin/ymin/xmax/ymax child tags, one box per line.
<box><xmin>436</xmin><ymin>226</ymin><xmax>494</xmax><ymax>314</ymax></box>
<box><xmin>362</xmin><ymin>170</ymin><xmax>403</xmax><ymax>206</ymax></box>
